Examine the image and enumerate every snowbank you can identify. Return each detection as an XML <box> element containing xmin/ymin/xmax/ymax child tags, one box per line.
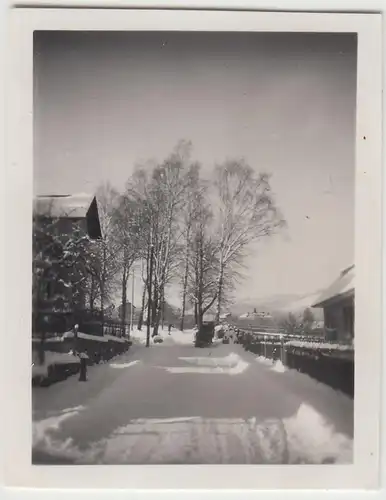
<box><xmin>32</xmin><ymin>351</ymin><xmax>80</xmax><ymax>378</ymax></box>
<box><xmin>33</xmin><ymin>406</ymin><xmax>86</xmax><ymax>461</ymax></box>
<box><xmin>256</xmin><ymin>356</ymin><xmax>275</xmax><ymax>367</ymax></box>
<box><xmin>271</xmin><ymin>360</ymin><xmax>287</xmax><ymax>373</ymax></box>
<box><xmin>283</xmin><ymin>403</ymin><xmax>353</xmax><ymax>464</ymax></box>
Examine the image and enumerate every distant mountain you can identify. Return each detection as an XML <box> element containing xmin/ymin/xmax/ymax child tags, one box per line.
<box><xmin>230</xmin><ymin>294</ymin><xmax>298</xmax><ymax>316</ymax></box>
<box><xmin>231</xmin><ymin>290</ymin><xmax>324</xmax><ymax>319</ymax></box>
<box><xmin>279</xmin><ymin>291</ymin><xmax>324</xmax><ymax>314</ymax></box>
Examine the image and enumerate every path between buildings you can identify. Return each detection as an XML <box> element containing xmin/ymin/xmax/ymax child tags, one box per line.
<box><xmin>32</xmin><ymin>329</ymin><xmax>353</xmax><ymax>465</ymax></box>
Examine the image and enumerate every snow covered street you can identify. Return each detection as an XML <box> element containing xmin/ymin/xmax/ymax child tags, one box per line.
<box><xmin>32</xmin><ymin>330</ymin><xmax>353</xmax><ymax>465</ymax></box>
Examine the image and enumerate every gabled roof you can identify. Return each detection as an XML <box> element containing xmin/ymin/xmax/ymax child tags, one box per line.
<box><xmin>312</xmin><ymin>265</ymin><xmax>354</xmax><ymax>308</ymax></box>
<box><xmin>34</xmin><ymin>193</ymin><xmax>102</xmax><ymax>239</ymax></box>
<box><xmin>34</xmin><ymin>193</ymin><xmax>96</xmax><ymax>219</ymax></box>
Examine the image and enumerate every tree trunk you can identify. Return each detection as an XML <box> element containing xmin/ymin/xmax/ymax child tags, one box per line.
<box><xmin>193</xmin><ymin>236</ymin><xmax>200</xmax><ymax>327</ymax></box>
<box><xmin>215</xmin><ymin>261</ymin><xmax>224</xmax><ymax>323</ymax></box>
<box><xmin>180</xmin><ymin>225</ymin><xmax>190</xmax><ymax>331</ymax></box>
<box><xmin>153</xmin><ymin>282</ymin><xmax>165</xmax><ymax>337</ymax></box>
<box><xmin>137</xmin><ymin>275</ymin><xmax>147</xmax><ymax>330</ymax></box>
<box><xmin>146</xmin><ymin>244</ymin><xmax>154</xmax><ymax>347</ymax></box>
<box><xmin>161</xmin><ymin>293</ymin><xmax>166</xmax><ymax>330</ymax></box>
<box><xmin>197</xmin><ymin>307</ymin><xmax>203</xmax><ymax>331</ymax></box>
<box><xmin>120</xmin><ymin>267</ymin><xmax>129</xmax><ymax>336</ymax></box>
<box><xmin>151</xmin><ymin>276</ymin><xmax>158</xmax><ymax>328</ymax></box>
<box><xmin>100</xmin><ymin>244</ymin><xmax>107</xmax><ymax>335</ymax></box>
<box><xmin>89</xmin><ymin>275</ymin><xmax>96</xmax><ymax>311</ymax></box>
<box><xmin>100</xmin><ymin>281</ymin><xmax>105</xmax><ymax>336</ymax></box>
<box><xmin>152</xmin><ymin>300</ymin><xmax>162</xmax><ymax>337</ymax></box>
<box><xmin>197</xmin><ymin>227</ymin><xmax>204</xmax><ymax>320</ymax></box>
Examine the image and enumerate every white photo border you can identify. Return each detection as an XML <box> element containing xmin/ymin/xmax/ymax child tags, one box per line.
<box><xmin>4</xmin><ymin>7</ymin><xmax>383</xmax><ymax>491</ymax></box>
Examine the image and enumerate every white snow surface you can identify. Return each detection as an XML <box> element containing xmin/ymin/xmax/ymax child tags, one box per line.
<box><xmin>132</xmin><ymin>327</ymin><xmax>195</xmax><ymax>346</ymax></box>
<box><xmin>32</xmin><ymin>348</ymin><xmax>353</xmax><ymax>465</ymax></box>
<box><xmin>256</xmin><ymin>356</ymin><xmax>276</xmax><ymax>367</ymax></box>
<box><xmin>271</xmin><ymin>360</ymin><xmax>287</xmax><ymax>373</ymax></box>
<box><xmin>33</xmin><ymin>407</ymin><xmax>352</xmax><ymax>464</ymax></box>
<box><xmin>157</xmin><ymin>352</ymin><xmax>250</xmax><ymax>375</ymax></box>
<box><xmin>255</xmin><ymin>357</ymin><xmax>287</xmax><ymax>373</ymax></box>
<box><xmin>109</xmin><ymin>360</ymin><xmax>141</xmax><ymax>370</ymax></box>
<box><xmin>179</xmin><ymin>352</ymin><xmax>240</xmax><ymax>367</ymax></box>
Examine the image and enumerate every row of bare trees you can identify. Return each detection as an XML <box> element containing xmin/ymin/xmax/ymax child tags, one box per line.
<box><xmin>33</xmin><ymin>140</ymin><xmax>285</xmax><ymax>341</ymax></box>
<box><xmin>96</xmin><ymin>141</ymin><xmax>284</xmax><ymax>336</ymax></box>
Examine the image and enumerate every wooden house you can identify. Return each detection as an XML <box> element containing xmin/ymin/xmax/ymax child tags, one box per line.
<box><xmin>312</xmin><ymin>265</ymin><xmax>354</xmax><ymax>342</ymax></box>
<box><xmin>33</xmin><ymin>193</ymin><xmax>102</xmax><ymax>335</ymax></box>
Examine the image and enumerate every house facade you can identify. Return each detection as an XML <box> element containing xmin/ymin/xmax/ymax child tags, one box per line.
<box><xmin>312</xmin><ymin>265</ymin><xmax>354</xmax><ymax>342</ymax></box>
<box><xmin>33</xmin><ymin>193</ymin><xmax>102</xmax><ymax>335</ymax></box>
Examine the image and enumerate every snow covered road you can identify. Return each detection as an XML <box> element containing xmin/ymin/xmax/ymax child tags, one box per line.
<box><xmin>32</xmin><ymin>339</ymin><xmax>353</xmax><ymax>465</ymax></box>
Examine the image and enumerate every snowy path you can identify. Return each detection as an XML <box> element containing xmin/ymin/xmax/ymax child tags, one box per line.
<box><xmin>32</xmin><ymin>336</ymin><xmax>353</xmax><ymax>465</ymax></box>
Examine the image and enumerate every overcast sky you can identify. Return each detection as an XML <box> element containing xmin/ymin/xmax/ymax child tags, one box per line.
<box><xmin>34</xmin><ymin>31</ymin><xmax>357</xmax><ymax>307</ymax></box>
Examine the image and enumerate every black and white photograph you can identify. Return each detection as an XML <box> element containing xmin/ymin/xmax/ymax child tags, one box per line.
<box><xmin>31</xmin><ymin>28</ymin><xmax>358</xmax><ymax>466</ymax></box>
<box><xmin>4</xmin><ymin>7</ymin><xmax>382</xmax><ymax>491</ymax></box>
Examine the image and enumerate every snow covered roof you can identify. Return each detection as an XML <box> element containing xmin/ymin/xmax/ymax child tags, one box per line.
<box><xmin>281</xmin><ymin>291</ymin><xmax>324</xmax><ymax>313</ymax></box>
<box><xmin>34</xmin><ymin>193</ymin><xmax>96</xmax><ymax>219</ymax></box>
<box><xmin>34</xmin><ymin>193</ymin><xmax>102</xmax><ymax>239</ymax></box>
<box><xmin>312</xmin><ymin>265</ymin><xmax>355</xmax><ymax>308</ymax></box>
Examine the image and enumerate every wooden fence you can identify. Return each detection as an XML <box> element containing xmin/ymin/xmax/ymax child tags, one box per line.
<box><xmin>32</xmin><ymin>326</ymin><xmax>133</xmax><ymax>387</ymax></box>
<box><xmin>238</xmin><ymin>329</ymin><xmax>354</xmax><ymax>398</ymax></box>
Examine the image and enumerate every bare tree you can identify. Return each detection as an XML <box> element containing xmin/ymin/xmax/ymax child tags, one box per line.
<box><xmin>125</xmin><ymin>166</ymin><xmax>157</xmax><ymax>337</ymax></box>
<box><xmin>302</xmin><ymin>307</ymin><xmax>315</xmax><ymax>334</ymax></box>
<box><xmin>187</xmin><ymin>200</ymin><xmax>219</xmax><ymax>330</ymax></box>
<box><xmin>112</xmin><ymin>194</ymin><xmax>143</xmax><ymax>336</ymax></box>
<box><xmin>131</xmin><ymin>140</ymin><xmax>193</xmax><ymax>337</ymax></box>
<box><xmin>137</xmin><ymin>259</ymin><xmax>147</xmax><ymax>330</ymax></box>
<box><xmin>280</xmin><ymin>312</ymin><xmax>301</xmax><ymax>335</ymax></box>
<box><xmin>84</xmin><ymin>184</ymin><xmax>121</xmax><ymax>331</ymax></box>
<box><xmin>213</xmin><ymin>159</ymin><xmax>285</xmax><ymax>322</ymax></box>
<box><xmin>179</xmin><ymin>163</ymin><xmax>202</xmax><ymax>331</ymax></box>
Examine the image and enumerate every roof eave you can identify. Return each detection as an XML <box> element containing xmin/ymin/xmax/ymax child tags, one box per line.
<box><xmin>86</xmin><ymin>196</ymin><xmax>102</xmax><ymax>240</ymax></box>
<box><xmin>312</xmin><ymin>288</ymin><xmax>355</xmax><ymax>309</ymax></box>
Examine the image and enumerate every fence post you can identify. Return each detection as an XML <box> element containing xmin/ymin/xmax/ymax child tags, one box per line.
<box><xmin>264</xmin><ymin>335</ymin><xmax>267</xmax><ymax>358</ymax></box>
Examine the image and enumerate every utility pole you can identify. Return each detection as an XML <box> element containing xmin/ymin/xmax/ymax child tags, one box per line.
<box><xmin>146</xmin><ymin>244</ymin><xmax>154</xmax><ymax>347</ymax></box>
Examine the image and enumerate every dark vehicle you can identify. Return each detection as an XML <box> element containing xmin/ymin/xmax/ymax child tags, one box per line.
<box><xmin>195</xmin><ymin>321</ymin><xmax>215</xmax><ymax>347</ymax></box>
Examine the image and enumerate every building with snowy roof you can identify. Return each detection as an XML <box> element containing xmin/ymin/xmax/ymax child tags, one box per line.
<box><xmin>33</xmin><ymin>193</ymin><xmax>102</xmax><ymax>336</ymax></box>
<box><xmin>312</xmin><ymin>265</ymin><xmax>354</xmax><ymax>342</ymax></box>
<box><xmin>34</xmin><ymin>193</ymin><xmax>102</xmax><ymax>239</ymax></box>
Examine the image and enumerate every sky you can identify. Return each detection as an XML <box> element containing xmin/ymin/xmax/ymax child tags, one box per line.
<box><xmin>34</xmin><ymin>31</ymin><xmax>357</xmax><ymax>308</ymax></box>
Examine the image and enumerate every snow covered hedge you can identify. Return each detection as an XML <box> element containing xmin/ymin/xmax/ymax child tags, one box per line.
<box><xmin>32</xmin><ymin>351</ymin><xmax>80</xmax><ymax>379</ymax></box>
<box><xmin>285</xmin><ymin>340</ymin><xmax>354</xmax><ymax>352</ymax></box>
<box><xmin>62</xmin><ymin>330</ymin><xmax>109</xmax><ymax>343</ymax></box>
